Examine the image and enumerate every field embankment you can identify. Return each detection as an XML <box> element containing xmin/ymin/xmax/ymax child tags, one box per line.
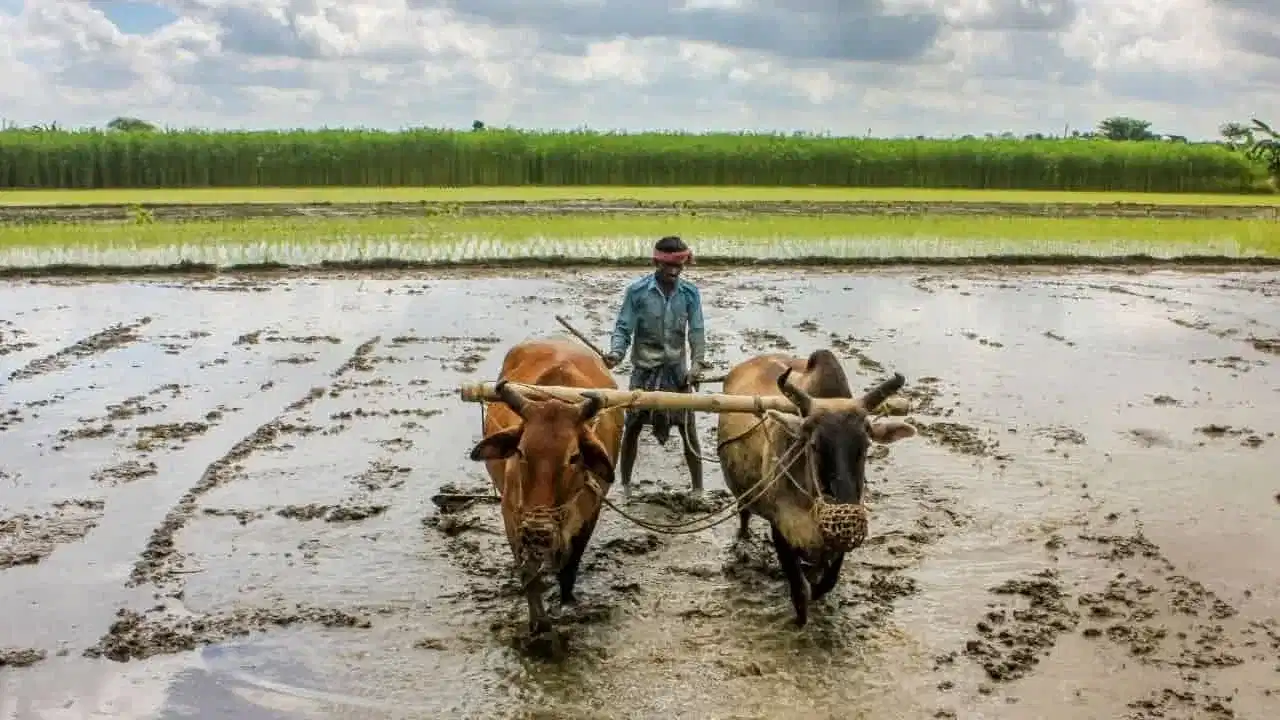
<box><xmin>0</xmin><ymin>129</ymin><xmax>1268</xmax><ymax>194</ymax></box>
<box><xmin>2</xmin><ymin>187</ymin><xmax>1279</xmax><ymax>224</ymax></box>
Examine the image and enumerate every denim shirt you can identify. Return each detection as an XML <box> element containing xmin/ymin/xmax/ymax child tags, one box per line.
<box><xmin>609</xmin><ymin>273</ymin><xmax>706</xmax><ymax>371</ymax></box>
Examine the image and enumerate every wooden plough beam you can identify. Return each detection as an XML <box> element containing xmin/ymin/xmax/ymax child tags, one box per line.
<box><xmin>457</xmin><ymin>381</ymin><xmax>801</xmax><ymax>415</ymax></box>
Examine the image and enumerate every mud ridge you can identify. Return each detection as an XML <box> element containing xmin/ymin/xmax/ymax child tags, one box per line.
<box><xmin>0</xmin><ymin>647</ymin><xmax>47</xmax><ymax>668</ymax></box>
<box><xmin>1</xmin><ymin>499</ymin><xmax>105</xmax><ymax>570</ymax></box>
<box><xmin>83</xmin><ymin>606</ymin><xmax>372</xmax><ymax>663</ymax></box>
<box><xmin>7</xmin><ymin>317</ymin><xmax>152</xmax><ymax>382</ymax></box>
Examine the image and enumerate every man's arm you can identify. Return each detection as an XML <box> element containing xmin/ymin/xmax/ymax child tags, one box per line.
<box><xmin>609</xmin><ymin>287</ymin><xmax>636</xmax><ymax>360</ymax></box>
<box><xmin>687</xmin><ymin>285</ymin><xmax>707</xmax><ymax>368</ymax></box>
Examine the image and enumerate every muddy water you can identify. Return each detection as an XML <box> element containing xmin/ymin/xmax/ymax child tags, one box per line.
<box><xmin>1</xmin><ymin>268</ymin><xmax>1278</xmax><ymax>719</ymax></box>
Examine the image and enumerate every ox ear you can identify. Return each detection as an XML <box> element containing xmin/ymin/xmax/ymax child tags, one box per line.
<box><xmin>869</xmin><ymin>419</ymin><xmax>917</xmax><ymax>445</ymax></box>
<box><xmin>578</xmin><ymin>432</ymin><xmax>616</xmax><ymax>486</ymax></box>
<box><xmin>469</xmin><ymin>425</ymin><xmax>523</xmax><ymax>461</ymax></box>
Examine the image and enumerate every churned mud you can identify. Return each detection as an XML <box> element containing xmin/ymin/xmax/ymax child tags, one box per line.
<box><xmin>1</xmin><ymin>199</ymin><xmax>1279</xmax><ymax>224</ymax></box>
<box><xmin>0</xmin><ymin>267</ymin><xmax>1278</xmax><ymax>719</ymax></box>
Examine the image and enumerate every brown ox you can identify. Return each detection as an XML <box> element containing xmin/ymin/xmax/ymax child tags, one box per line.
<box><xmin>467</xmin><ymin>337</ymin><xmax>623</xmax><ymax>635</ymax></box>
<box><xmin>716</xmin><ymin>349</ymin><xmax>917</xmax><ymax>626</ymax></box>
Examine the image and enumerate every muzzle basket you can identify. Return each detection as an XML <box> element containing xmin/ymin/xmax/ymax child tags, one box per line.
<box><xmin>518</xmin><ymin>506</ymin><xmax>563</xmax><ymax>559</ymax></box>
<box><xmin>814</xmin><ymin>502</ymin><xmax>869</xmax><ymax>553</ymax></box>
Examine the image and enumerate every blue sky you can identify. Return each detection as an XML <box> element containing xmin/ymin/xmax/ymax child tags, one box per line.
<box><xmin>1</xmin><ymin>0</ymin><xmax>1277</xmax><ymax>139</ymax></box>
<box><xmin>96</xmin><ymin>1</ymin><xmax>177</xmax><ymax>35</ymax></box>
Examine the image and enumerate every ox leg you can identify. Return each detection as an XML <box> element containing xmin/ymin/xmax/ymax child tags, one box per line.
<box><xmin>809</xmin><ymin>552</ymin><xmax>846</xmax><ymax>602</ymax></box>
<box><xmin>557</xmin><ymin>516</ymin><xmax>598</xmax><ymax>605</ymax></box>
<box><xmin>619</xmin><ymin>418</ymin><xmax>644</xmax><ymax>492</ymax></box>
<box><xmin>769</xmin><ymin>525</ymin><xmax>811</xmax><ymax>627</ymax></box>
<box><xmin>676</xmin><ymin>410</ymin><xmax>704</xmax><ymax>492</ymax></box>
<box><xmin>736</xmin><ymin>508</ymin><xmax>752</xmax><ymax>541</ymax></box>
<box><xmin>522</xmin><ymin>571</ymin><xmax>551</xmax><ymax>636</ymax></box>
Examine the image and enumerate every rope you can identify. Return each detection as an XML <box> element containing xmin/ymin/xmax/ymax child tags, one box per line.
<box><xmin>588</xmin><ymin>432</ymin><xmax>806</xmax><ymax>535</ymax></box>
<box><xmin>470</xmin><ymin>381</ymin><xmax>812</xmax><ymax>536</ymax></box>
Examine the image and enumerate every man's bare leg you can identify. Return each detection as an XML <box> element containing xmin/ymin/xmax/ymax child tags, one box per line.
<box><xmin>677</xmin><ymin>410</ymin><xmax>704</xmax><ymax>492</ymax></box>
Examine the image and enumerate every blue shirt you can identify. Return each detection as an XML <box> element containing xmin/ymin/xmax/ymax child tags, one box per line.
<box><xmin>609</xmin><ymin>273</ymin><xmax>707</xmax><ymax>371</ymax></box>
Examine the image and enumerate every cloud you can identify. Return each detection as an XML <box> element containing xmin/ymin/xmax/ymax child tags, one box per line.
<box><xmin>0</xmin><ymin>0</ymin><xmax>1276</xmax><ymax>139</ymax></box>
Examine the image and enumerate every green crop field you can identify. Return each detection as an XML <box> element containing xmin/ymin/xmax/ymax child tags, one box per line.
<box><xmin>3</xmin><ymin>186</ymin><xmax>1280</xmax><ymax>207</ymax></box>
<box><xmin>0</xmin><ymin>128</ymin><xmax>1269</xmax><ymax>194</ymax></box>
<box><xmin>1</xmin><ymin>213</ymin><xmax>1274</xmax><ymax>270</ymax></box>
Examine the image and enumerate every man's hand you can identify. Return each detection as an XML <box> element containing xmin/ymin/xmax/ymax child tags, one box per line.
<box><xmin>602</xmin><ymin>352</ymin><xmax>622</xmax><ymax>369</ymax></box>
<box><xmin>686</xmin><ymin>362</ymin><xmax>710</xmax><ymax>386</ymax></box>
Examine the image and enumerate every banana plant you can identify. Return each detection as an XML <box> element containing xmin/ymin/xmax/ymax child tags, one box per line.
<box><xmin>1245</xmin><ymin>118</ymin><xmax>1280</xmax><ymax>181</ymax></box>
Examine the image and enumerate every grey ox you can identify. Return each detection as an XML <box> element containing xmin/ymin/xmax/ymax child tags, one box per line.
<box><xmin>716</xmin><ymin>349</ymin><xmax>917</xmax><ymax>626</ymax></box>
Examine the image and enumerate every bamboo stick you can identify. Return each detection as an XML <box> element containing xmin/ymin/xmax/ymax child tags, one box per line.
<box><xmin>457</xmin><ymin>381</ymin><xmax>800</xmax><ymax>414</ymax></box>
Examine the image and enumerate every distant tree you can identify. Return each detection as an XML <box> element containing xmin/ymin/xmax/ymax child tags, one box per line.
<box><xmin>471</xmin><ymin>120</ymin><xmax>485</xmax><ymax>131</ymax></box>
<box><xmin>1097</xmin><ymin>116</ymin><xmax>1156</xmax><ymax>141</ymax></box>
<box><xmin>1244</xmin><ymin>118</ymin><xmax>1280</xmax><ymax>186</ymax></box>
<box><xmin>107</xmin><ymin>116</ymin><xmax>157</xmax><ymax>132</ymax></box>
<box><xmin>1219</xmin><ymin>121</ymin><xmax>1254</xmax><ymax>150</ymax></box>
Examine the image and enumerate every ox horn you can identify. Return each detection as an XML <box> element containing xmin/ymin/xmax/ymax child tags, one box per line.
<box><xmin>578</xmin><ymin>391</ymin><xmax>603</xmax><ymax>422</ymax></box>
<box><xmin>776</xmin><ymin>367</ymin><xmax>813</xmax><ymax>416</ymax></box>
<box><xmin>860</xmin><ymin>373</ymin><xmax>906</xmax><ymax>412</ymax></box>
<box><xmin>495</xmin><ymin>379</ymin><xmax>530</xmax><ymax>417</ymax></box>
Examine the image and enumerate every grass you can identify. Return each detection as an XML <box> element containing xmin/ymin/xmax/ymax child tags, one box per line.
<box><xmin>0</xmin><ymin>128</ymin><xmax>1263</xmax><ymax>192</ymax></box>
<box><xmin>2</xmin><ymin>186</ymin><xmax>1280</xmax><ymax>207</ymax></box>
<box><xmin>1</xmin><ymin>214</ymin><xmax>1275</xmax><ymax>268</ymax></box>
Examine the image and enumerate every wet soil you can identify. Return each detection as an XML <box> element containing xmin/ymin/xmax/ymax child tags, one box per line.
<box><xmin>0</xmin><ymin>267</ymin><xmax>1277</xmax><ymax>719</ymax></box>
<box><xmin>0</xmin><ymin>499</ymin><xmax>105</xmax><ymax>569</ymax></box>
<box><xmin>1</xmin><ymin>199</ymin><xmax>1279</xmax><ymax>224</ymax></box>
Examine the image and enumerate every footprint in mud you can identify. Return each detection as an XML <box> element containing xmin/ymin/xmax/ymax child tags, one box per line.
<box><xmin>0</xmin><ymin>499</ymin><xmax>105</xmax><ymax>569</ymax></box>
<box><xmin>1125</xmin><ymin>428</ymin><xmax>1177</xmax><ymax>449</ymax></box>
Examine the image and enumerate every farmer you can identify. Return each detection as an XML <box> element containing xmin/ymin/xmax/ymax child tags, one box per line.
<box><xmin>603</xmin><ymin>235</ymin><xmax>710</xmax><ymax>492</ymax></box>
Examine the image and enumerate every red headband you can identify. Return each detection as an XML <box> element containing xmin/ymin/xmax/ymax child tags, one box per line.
<box><xmin>654</xmin><ymin>249</ymin><xmax>692</xmax><ymax>264</ymax></box>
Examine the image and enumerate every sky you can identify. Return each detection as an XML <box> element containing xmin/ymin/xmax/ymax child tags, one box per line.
<box><xmin>0</xmin><ymin>0</ymin><xmax>1276</xmax><ymax>139</ymax></box>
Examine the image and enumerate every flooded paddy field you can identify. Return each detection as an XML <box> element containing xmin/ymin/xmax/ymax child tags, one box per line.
<box><xmin>1</xmin><ymin>266</ymin><xmax>1279</xmax><ymax>719</ymax></box>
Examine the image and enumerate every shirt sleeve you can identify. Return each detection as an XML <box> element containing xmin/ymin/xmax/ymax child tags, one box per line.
<box><xmin>609</xmin><ymin>286</ymin><xmax>636</xmax><ymax>358</ymax></box>
<box><xmin>687</xmin><ymin>285</ymin><xmax>706</xmax><ymax>367</ymax></box>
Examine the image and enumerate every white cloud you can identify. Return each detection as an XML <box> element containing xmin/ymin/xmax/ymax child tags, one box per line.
<box><xmin>0</xmin><ymin>0</ymin><xmax>1276</xmax><ymax>138</ymax></box>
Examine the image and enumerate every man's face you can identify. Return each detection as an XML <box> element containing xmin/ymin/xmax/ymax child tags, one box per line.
<box><xmin>656</xmin><ymin>260</ymin><xmax>684</xmax><ymax>281</ymax></box>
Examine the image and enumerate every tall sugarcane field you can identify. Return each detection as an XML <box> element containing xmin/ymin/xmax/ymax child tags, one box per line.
<box><xmin>2</xmin><ymin>122</ymin><xmax>1279</xmax><ymax>720</ymax></box>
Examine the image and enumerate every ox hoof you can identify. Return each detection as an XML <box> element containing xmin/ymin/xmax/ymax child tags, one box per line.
<box><xmin>558</xmin><ymin>590</ymin><xmax>578</xmax><ymax>606</ymax></box>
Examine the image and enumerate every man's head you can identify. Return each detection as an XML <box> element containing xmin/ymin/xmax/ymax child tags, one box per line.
<box><xmin>653</xmin><ymin>235</ymin><xmax>691</xmax><ymax>282</ymax></box>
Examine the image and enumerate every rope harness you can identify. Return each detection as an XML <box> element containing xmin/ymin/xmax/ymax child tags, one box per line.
<box><xmin>472</xmin><ymin>382</ymin><xmax>869</xmax><ymax>551</ymax></box>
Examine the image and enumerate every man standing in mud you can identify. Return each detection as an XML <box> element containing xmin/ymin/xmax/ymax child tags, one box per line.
<box><xmin>603</xmin><ymin>236</ymin><xmax>710</xmax><ymax>493</ymax></box>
